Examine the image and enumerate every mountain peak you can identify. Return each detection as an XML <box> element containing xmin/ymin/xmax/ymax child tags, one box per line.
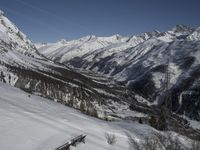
<box><xmin>112</xmin><ymin>34</ymin><xmax>122</xmax><ymax>40</ymax></box>
<box><xmin>78</xmin><ymin>35</ymin><xmax>96</xmax><ymax>41</ymax></box>
<box><xmin>140</xmin><ymin>30</ymin><xmax>160</xmax><ymax>40</ymax></box>
<box><xmin>57</xmin><ymin>39</ymin><xmax>68</xmax><ymax>44</ymax></box>
<box><xmin>172</xmin><ymin>24</ymin><xmax>194</xmax><ymax>33</ymax></box>
<box><xmin>0</xmin><ymin>10</ymin><xmax>4</xmax><ymax>16</ymax></box>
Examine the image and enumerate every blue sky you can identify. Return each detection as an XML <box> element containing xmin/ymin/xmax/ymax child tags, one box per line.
<box><xmin>0</xmin><ymin>0</ymin><xmax>199</xmax><ymax>42</ymax></box>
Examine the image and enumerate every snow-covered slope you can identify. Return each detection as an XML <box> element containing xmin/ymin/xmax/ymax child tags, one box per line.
<box><xmin>0</xmin><ymin>82</ymin><xmax>193</xmax><ymax>150</ymax></box>
<box><xmin>0</xmin><ymin>82</ymin><xmax>140</xmax><ymax>150</ymax></box>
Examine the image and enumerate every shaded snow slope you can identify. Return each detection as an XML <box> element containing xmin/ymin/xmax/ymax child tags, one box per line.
<box><xmin>0</xmin><ymin>83</ymin><xmax>157</xmax><ymax>150</ymax></box>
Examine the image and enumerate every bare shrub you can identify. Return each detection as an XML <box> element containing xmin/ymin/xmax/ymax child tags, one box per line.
<box><xmin>105</xmin><ymin>133</ymin><xmax>117</xmax><ymax>145</ymax></box>
<box><xmin>126</xmin><ymin>133</ymin><xmax>141</xmax><ymax>150</ymax></box>
<box><xmin>191</xmin><ymin>141</ymin><xmax>200</xmax><ymax>150</ymax></box>
<box><xmin>127</xmin><ymin>135</ymin><xmax>161</xmax><ymax>150</ymax></box>
<box><xmin>142</xmin><ymin>136</ymin><xmax>161</xmax><ymax>150</ymax></box>
<box><xmin>155</xmin><ymin>132</ymin><xmax>185</xmax><ymax>150</ymax></box>
<box><xmin>127</xmin><ymin>132</ymin><xmax>187</xmax><ymax>150</ymax></box>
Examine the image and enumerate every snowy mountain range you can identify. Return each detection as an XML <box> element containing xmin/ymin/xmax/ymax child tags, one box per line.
<box><xmin>37</xmin><ymin>24</ymin><xmax>200</xmax><ymax>121</ymax></box>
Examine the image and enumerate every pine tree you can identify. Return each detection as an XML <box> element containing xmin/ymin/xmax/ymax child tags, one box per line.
<box><xmin>68</xmin><ymin>99</ymin><xmax>74</xmax><ymax>107</ymax></box>
<box><xmin>139</xmin><ymin>118</ymin><xmax>143</xmax><ymax>124</ymax></box>
<box><xmin>149</xmin><ymin>115</ymin><xmax>157</xmax><ymax>128</ymax></box>
<box><xmin>91</xmin><ymin>108</ymin><xmax>98</xmax><ymax>118</ymax></box>
<box><xmin>68</xmin><ymin>93</ymin><xmax>74</xmax><ymax>107</ymax></box>
<box><xmin>0</xmin><ymin>72</ymin><xmax>5</xmax><ymax>83</ymax></box>
<box><xmin>80</xmin><ymin>101</ymin><xmax>85</xmax><ymax>112</ymax></box>
<box><xmin>86</xmin><ymin>108</ymin><xmax>90</xmax><ymax>115</ymax></box>
<box><xmin>157</xmin><ymin>110</ymin><xmax>167</xmax><ymax>130</ymax></box>
<box><xmin>8</xmin><ymin>74</ymin><xmax>11</xmax><ymax>84</ymax></box>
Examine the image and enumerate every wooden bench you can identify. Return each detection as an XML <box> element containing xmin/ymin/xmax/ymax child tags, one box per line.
<box><xmin>55</xmin><ymin>134</ymin><xmax>87</xmax><ymax>150</ymax></box>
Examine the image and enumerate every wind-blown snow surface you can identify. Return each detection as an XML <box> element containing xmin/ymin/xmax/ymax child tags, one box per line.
<box><xmin>0</xmin><ymin>83</ymin><xmax>156</xmax><ymax>150</ymax></box>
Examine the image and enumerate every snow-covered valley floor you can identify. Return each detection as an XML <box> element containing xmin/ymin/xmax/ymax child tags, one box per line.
<box><xmin>0</xmin><ymin>83</ymin><xmax>156</xmax><ymax>150</ymax></box>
